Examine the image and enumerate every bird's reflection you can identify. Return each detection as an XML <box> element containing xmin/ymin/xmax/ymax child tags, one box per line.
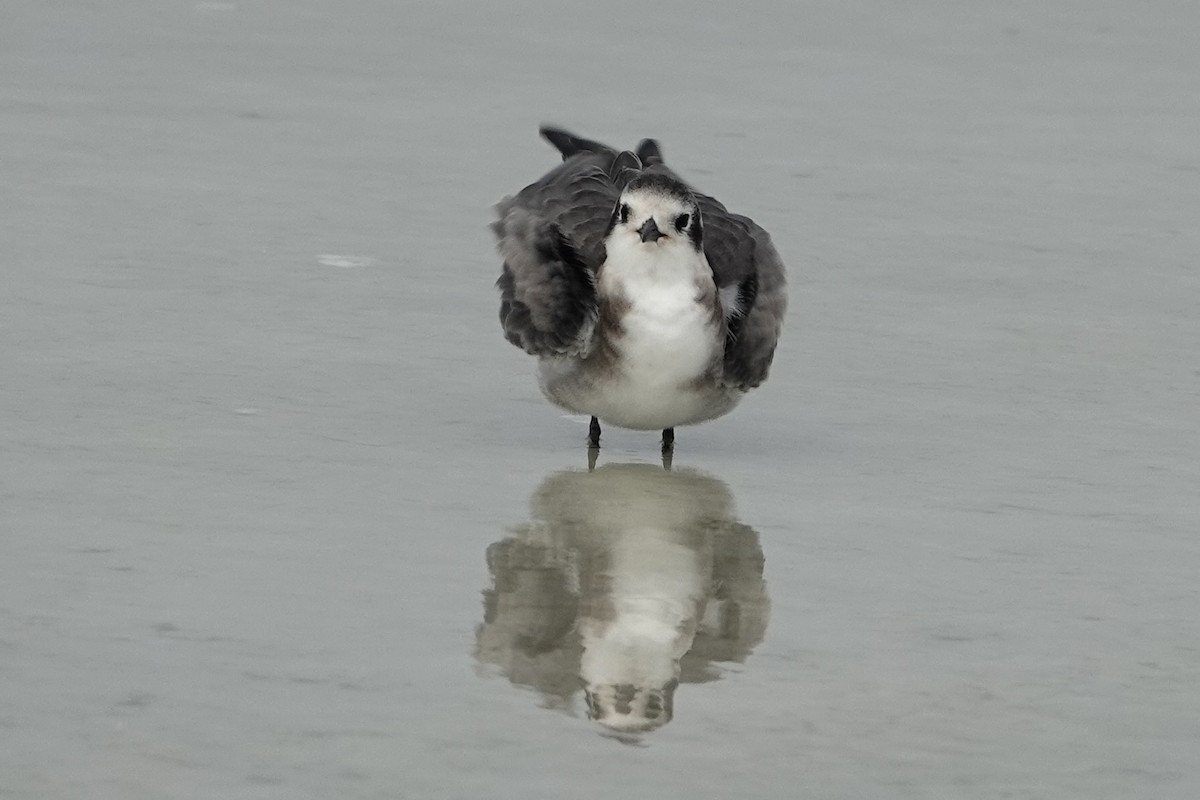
<box><xmin>475</xmin><ymin>463</ymin><xmax>769</xmax><ymax>734</ymax></box>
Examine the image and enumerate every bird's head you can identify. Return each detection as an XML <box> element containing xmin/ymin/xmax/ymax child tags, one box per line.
<box><xmin>608</xmin><ymin>174</ymin><xmax>702</xmax><ymax>252</ymax></box>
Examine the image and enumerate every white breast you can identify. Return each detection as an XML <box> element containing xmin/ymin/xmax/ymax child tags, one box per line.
<box><xmin>589</xmin><ymin>238</ymin><xmax>724</xmax><ymax>430</ymax></box>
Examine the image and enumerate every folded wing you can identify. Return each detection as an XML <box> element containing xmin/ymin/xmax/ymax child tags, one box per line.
<box><xmin>697</xmin><ymin>194</ymin><xmax>788</xmax><ymax>390</ymax></box>
<box><xmin>495</xmin><ymin>207</ymin><xmax>598</xmax><ymax>358</ymax></box>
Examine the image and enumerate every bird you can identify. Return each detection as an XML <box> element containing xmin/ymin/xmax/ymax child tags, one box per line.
<box><xmin>492</xmin><ymin>126</ymin><xmax>787</xmax><ymax>455</ymax></box>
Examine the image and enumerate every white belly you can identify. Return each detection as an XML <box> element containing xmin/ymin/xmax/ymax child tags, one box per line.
<box><xmin>539</xmin><ymin>281</ymin><xmax>737</xmax><ymax>430</ymax></box>
<box><xmin>593</xmin><ymin>288</ymin><xmax>723</xmax><ymax>429</ymax></box>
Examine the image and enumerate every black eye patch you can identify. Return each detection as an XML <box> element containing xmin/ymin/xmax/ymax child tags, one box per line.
<box><xmin>619</xmin><ymin>203</ymin><xmax>631</xmax><ymax>224</ymax></box>
<box><xmin>674</xmin><ymin>213</ymin><xmax>690</xmax><ymax>230</ymax></box>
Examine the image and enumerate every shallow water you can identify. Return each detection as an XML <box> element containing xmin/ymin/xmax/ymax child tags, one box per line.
<box><xmin>3</xmin><ymin>1</ymin><xmax>1199</xmax><ymax>797</ymax></box>
<box><xmin>477</xmin><ymin>463</ymin><xmax>770</xmax><ymax>736</ymax></box>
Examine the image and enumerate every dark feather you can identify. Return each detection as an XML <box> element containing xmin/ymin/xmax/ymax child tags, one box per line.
<box><xmin>495</xmin><ymin>210</ymin><xmax>596</xmax><ymax>357</ymax></box>
<box><xmin>608</xmin><ymin>150</ymin><xmax>643</xmax><ymax>187</ymax></box>
<box><xmin>636</xmin><ymin>138</ymin><xmax>663</xmax><ymax>166</ymax></box>
<box><xmin>717</xmin><ymin>223</ymin><xmax>787</xmax><ymax>390</ymax></box>
<box><xmin>540</xmin><ymin>126</ymin><xmax>617</xmax><ymax>161</ymax></box>
<box><xmin>495</xmin><ymin>152</ymin><xmax>619</xmax><ymax>270</ymax></box>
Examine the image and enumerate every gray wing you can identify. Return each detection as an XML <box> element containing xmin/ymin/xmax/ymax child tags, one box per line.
<box><xmin>697</xmin><ymin>194</ymin><xmax>788</xmax><ymax>391</ymax></box>
<box><xmin>492</xmin><ymin>130</ymin><xmax>630</xmax><ymax>358</ymax></box>
<box><xmin>494</xmin><ymin>208</ymin><xmax>598</xmax><ymax>357</ymax></box>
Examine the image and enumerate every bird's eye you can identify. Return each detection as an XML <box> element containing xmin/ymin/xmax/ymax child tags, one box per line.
<box><xmin>619</xmin><ymin>203</ymin><xmax>631</xmax><ymax>224</ymax></box>
<box><xmin>675</xmin><ymin>213</ymin><xmax>691</xmax><ymax>230</ymax></box>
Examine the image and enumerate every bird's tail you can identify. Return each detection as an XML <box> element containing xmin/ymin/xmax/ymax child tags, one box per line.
<box><xmin>608</xmin><ymin>150</ymin><xmax>642</xmax><ymax>185</ymax></box>
<box><xmin>539</xmin><ymin>126</ymin><xmax>665</xmax><ymax>173</ymax></box>
<box><xmin>636</xmin><ymin>138</ymin><xmax>663</xmax><ymax>166</ymax></box>
<box><xmin>539</xmin><ymin>126</ymin><xmax>617</xmax><ymax>161</ymax></box>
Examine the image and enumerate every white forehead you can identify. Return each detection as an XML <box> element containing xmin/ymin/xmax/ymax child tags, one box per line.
<box><xmin>620</xmin><ymin>188</ymin><xmax>692</xmax><ymax>218</ymax></box>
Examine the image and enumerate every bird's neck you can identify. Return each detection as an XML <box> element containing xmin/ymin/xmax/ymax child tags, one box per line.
<box><xmin>599</xmin><ymin>237</ymin><xmax>712</xmax><ymax>297</ymax></box>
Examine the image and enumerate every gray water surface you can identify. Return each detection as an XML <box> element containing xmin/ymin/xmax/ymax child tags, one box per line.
<box><xmin>3</xmin><ymin>1</ymin><xmax>1199</xmax><ymax>798</ymax></box>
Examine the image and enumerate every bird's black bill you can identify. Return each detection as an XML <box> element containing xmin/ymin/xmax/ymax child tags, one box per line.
<box><xmin>639</xmin><ymin>218</ymin><xmax>665</xmax><ymax>243</ymax></box>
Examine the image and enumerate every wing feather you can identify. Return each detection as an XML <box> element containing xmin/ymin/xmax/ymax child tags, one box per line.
<box><xmin>492</xmin><ymin>131</ymin><xmax>628</xmax><ymax>359</ymax></box>
<box><xmin>718</xmin><ymin>221</ymin><xmax>787</xmax><ymax>390</ymax></box>
<box><xmin>495</xmin><ymin>208</ymin><xmax>597</xmax><ymax>358</ymax></box>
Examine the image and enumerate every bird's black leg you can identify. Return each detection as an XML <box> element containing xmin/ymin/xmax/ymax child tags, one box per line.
<box><xmin>661</xmin><ymin>427</ymin><xmax>674</xmax><ymax>470</ymax></box>
<box><xmin>587</xmin><ymin>416</ymin><xmax>601</xmax><ymax>471</ymax></box>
